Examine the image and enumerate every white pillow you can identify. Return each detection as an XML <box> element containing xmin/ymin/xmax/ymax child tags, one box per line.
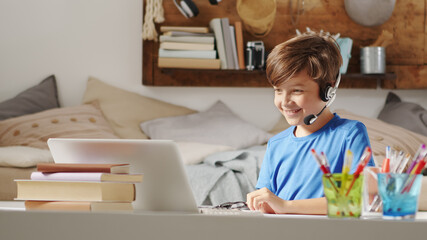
<box><xmin>140</xmin><ymin>101</ymin><xmax>273</xmax><ymax>149</ymax></box>
<box><xmin>0</xmin><ymin>146</ymin><xmax>53</xmax><ymax>167</ymax></box>
<box><xmin>176</xmin><ymin>142</ymin><xmax>234</xmax><ymax>165</ymax></box>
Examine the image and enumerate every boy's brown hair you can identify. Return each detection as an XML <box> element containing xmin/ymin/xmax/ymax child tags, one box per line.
<box><xmin>266</xmin><ymin>32</ymin><xmax>343</xmax><ymax>92</ymax></box>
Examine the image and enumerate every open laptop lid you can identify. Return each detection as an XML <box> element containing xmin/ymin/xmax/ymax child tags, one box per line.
<box><xmin>47</xmin><ymin>138</ymin><xmax>198</xmax><ymax>213</ymax></box>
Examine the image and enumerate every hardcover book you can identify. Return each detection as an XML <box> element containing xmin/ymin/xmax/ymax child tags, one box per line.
<box><xmin>158</xmin><ymin>49</ymin><xmax>217</xmax><ymax>59</ymax></box>
<box><xmin>229</xmin><ymin>26</ymin><xmax>239</xmax><ymax>70</ymax></box>
<box><xmin>30</xmin><ymin>172</ymin><xmax>143</xmax><ymax>183</ymax></box>
<box><xmin>36</xmin><ymin>163</ymin><xmax>130</xmax><ymax>174</ymax></box>
<box><xmin>158</xmin><ymin>57</ymin><xmax>220</xmax><ymax>69</ymax></box>
<box><xmin>209</xmin><ymin>18</ymin><xmax>227</xmax><ymax>69</ymax></box>
<box><xmin>159</xmin><ymin>42</ymin><xmax>214</xmax><ymax>51</ymax></box>
<box><xmin>234</xmin><ymin>21</ymin><xmax>245</xmax><ymax>70</ymax></box>
<box><xmin>159</xmin><ymin>35</ymin><xmax>215</xmax><ymax>44</ymax></box>
<box><xmin>25</xmin><ymin>201</ymin><xmax>133</xmax><ymax>212</ymax></box>
<box><xmin>220</xmin><ymin>18</ymin><xmax>235</xmax><ymax>70</ymax></box>
<box><xmin>15</xmin><ymin>180</ymin><xmax>135</xmax><ymax>202</ymax></box>
<box><xmin>162</xmin><ymin>31</ymin><xmax>214</xmax><ymax>37</ymax></box>
<box><xmin>160</xmin><ymin>26</ymin><xmax>209</xmax><ymax>33</ymax></box>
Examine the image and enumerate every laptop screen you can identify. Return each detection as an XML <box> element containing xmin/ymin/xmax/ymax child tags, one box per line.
<box><xmin>47</xmin><ymin>138</ymin><xmax>198</xmax><ymax>213</ymax></box>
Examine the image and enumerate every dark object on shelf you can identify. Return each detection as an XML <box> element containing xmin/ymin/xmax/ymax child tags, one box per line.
<box><xmin>245</xmin><ymin>41</ymin><xmax>265</xmax><ymax>71</ymax></box>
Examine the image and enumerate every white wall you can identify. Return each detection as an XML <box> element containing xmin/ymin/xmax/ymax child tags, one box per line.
<box><xmin>0</xmin><ymin>0</ymin><xmax>426</xmax><ymax>131</ymax></box>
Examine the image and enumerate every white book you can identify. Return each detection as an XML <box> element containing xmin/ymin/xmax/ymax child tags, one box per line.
<box><xmin>209</xmin><ymin>18</ymin><xmax>227</xmax><ymax>69</ymax></box>
<box><xmin>30</xmin><ymin>171</ymin><xmax>143</xmax><ymax>183</ymax></box>
<box><xmin>159</xmin><ymin>35</ymin><xmax>215</xmax><ymax>44</ymax></box>
<box><xmin>159</xmin><ymin>49</ymin><xmax>217</xmax><ymax>59</ymax></box>
<box><xmin>229</xmin><ymin>26</ymin><xmax>239</xmax><ymax>70</ymax></box>
<box><xmin>162</xmin><ymin>31</ymin><xmax>214</xmax><ymax>37</ymax></box>
<box><xmin>220</xmin><ymin>18</ymin><xmax>235</xmax><ymax>69</ymax></box>
<box><xmin>160</xmin><ymin>42</ymin><xmax>214</xmax><ymax>51</ymax></box>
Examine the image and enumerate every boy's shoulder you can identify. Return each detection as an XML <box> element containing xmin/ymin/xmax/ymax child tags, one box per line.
<box><xmin>331</xmin><ymin>114</ymin><xmax>368</xmax><ymax>134</ymax></box>
<box><xmin>267</xmin><ymin>114</ymin><xmax>368</xmax><ymax>144</ymax></box>
<box><xmin>269</xmin><ymin>126</ymin><xmax>294</xmax><ymax>143</ymax></box>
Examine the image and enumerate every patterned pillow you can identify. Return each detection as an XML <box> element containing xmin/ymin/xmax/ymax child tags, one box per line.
<box><xmin>335</xmin><ymin>109</ymin><xmax>427</xmax><ymax>167</ymax></box>
<box><xmin>0</xmin><ymin>102</ymin><xmax>118</xmax><ymax>149</ymax></box>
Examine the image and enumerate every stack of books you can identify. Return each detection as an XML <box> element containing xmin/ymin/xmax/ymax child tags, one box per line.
<box><xmin>15</xmin><ymin>163</ymin><xmax>143</xmax><ymax>212</ymax></box>
<box><xmin>209</xmin><ymin>18</ymin><xmax>245</xmax><ymax>70</ymax></box>
<box><xmin>158</xmin><ymin>26</ymin><xmax>221</xmax><ymax>69</ymax></box>
<box><xmin>157</xmin><ymin>21</ymin><xmax>245</xmax><ymax>70</ymax></box>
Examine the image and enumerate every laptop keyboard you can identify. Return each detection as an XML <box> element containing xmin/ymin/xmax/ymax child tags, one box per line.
<box><xmin>198</xmin><ymin>207</ymin><xmax>263</xmax><ymax>216</ymax></box>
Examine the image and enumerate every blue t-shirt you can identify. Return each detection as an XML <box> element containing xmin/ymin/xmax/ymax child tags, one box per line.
<box><xmin>256</xmin><ymin>113</ymin><xmax>375</xmax><ymax>200</ymax></box>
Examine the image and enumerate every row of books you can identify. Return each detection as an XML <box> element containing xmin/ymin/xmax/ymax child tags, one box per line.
<box><xmin>157</xmin><ymin>18</ymin><xmax>245</xmax><ymax>70</ymax></box>
<box><xmin>15</xmin><ymin>163</ymin><xmax>143</xmax><ymax>212</ymax></box>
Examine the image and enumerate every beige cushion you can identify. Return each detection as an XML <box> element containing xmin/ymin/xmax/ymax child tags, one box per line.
<box><xmin>0</xmin><ymin>146</ymin><xmax>53</xmax><ymax>167</ymax></box>
<box><xmin>82</xmin><ymin>77</ymin><xmax>197</xmax><ymax>139</ymax></box>
<box><xmin>176</xmin><ymin>142</ymin><xmax>234</xmax><ymax>165</ymax></box>
<box><xmin>0</xmin><ymin>167</ymin><xmax>35</xmax><ymax>200</ymax></box>
<box><xmin>335</xmin><ymin>109</ymin><xmax>427</xmax><ymax>167</ymax></box>
<box><xmin>268</xmin><ymin>116</ymin><xmax>291</xmax><ymax>135</ymax></box>
<box><xmin>140</xmin><ymin>101</ymin><xmax>273</xmax><ymax>149</ymax></box>
<box><xmin>0</xmin><ymin>103</ymin><xmax>118</xmax><ymax>149</ymax></box>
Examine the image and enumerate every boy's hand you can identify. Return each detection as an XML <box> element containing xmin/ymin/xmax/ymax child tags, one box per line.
<box><xmin>246</xmin><ymin>187</ymin><xmax>286</xmax><ymax>214</ymax></box>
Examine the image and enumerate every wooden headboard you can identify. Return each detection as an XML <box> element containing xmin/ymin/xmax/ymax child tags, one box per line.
<box><xmin>143</xmin><ymin>0</ymin><xmax>426</xmax><ymax>89</ymax></box>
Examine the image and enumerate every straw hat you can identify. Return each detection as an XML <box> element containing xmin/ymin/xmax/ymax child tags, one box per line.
<box><xmin>237</xmin><ymin>0</ymin><xmax>277</xmax><ymax>38</ymax></box>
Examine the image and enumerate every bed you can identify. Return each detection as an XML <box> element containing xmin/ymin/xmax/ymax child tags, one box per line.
<box><xmin>1</xmin><ymin>75</ymin><xmax>427</xmax><ymax>208</ymax></box>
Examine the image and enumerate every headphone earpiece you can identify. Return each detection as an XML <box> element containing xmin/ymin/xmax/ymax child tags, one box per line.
<box><xmin>319</xmin><ymin>73</ymin><xmax>341</xmax><ymax>102</ymax></box>
<box><xmin>305</xmin><ymin>74</ymin><xmax>341</xmax><ymax>125</ymax></box>
<box><xmin>320</xmin><ymin>84</ymin><xmax>332</xmax><ymax>102</ymax></box>
<box><xmin>209</xmin><ymin>0</ymin><xmax>221</xmax><ymax>4</ymax></box>
<box><xmin>174</xmin><ymin>0</ymin><xmax>199</xmax><ymax>18</ymax></box>
<box><xmin>174</xmin><ymin>0</ymin><xmax>221</xmax><ymax>18</ymax></box>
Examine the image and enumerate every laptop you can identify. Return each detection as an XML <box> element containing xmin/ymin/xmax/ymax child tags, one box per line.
<box><xmin>47</xmin><ymin>138</ymin><xmax>199</xmax><ymax>213</ymax></box>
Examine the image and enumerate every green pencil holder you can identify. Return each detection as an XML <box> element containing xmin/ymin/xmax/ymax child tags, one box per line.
<box><xmin>322</xmin><ymin>173</ymin><xmax>363</xmax><ymax>218</ymax></box>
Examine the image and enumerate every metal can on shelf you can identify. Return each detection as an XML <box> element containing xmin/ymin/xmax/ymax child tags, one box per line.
<box><xmin>360</xmin><ymin>47</ymin><xmax>386</xmax><ymax>74</ymax></box>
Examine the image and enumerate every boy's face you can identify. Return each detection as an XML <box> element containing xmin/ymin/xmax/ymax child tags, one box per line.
<box><xmin>273</xmin><ymin>70</ymin><xmax>325</xmax><ymax>126</ymax></box>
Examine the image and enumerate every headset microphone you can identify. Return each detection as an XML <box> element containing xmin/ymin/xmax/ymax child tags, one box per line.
<box><xmin>303</xmin><ymin>97</ymin><xmax>335</xmax><ymax>125</ymax></box>
<box><xmin>303</xmin><ymin>74</ymin><xmax>341</xmax><ymax>126</ymax></box>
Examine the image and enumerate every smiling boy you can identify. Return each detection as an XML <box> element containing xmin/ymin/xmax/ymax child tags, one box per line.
<box><xmin>246</xmin><ymin>32</ymin><xmax>374</xmax><ymax>214</ymax></box>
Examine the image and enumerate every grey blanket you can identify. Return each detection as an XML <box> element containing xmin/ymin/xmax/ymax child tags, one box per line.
<box><xmin>185</xmin><ymin>145</ymin><xmax>266</xmax><ymax>206</ymax></box>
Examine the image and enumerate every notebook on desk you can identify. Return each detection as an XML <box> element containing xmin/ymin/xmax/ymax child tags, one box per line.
<box><xmin>47</xmin><ymin>138</ymin><xmax>199</xmax><ymax>213</ymax></box>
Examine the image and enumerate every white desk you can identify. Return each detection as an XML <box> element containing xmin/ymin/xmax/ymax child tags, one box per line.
<box><xmin>1</xmin><ymin>201</ymin><xmax>426</xmax><ymax>240</ymax></box>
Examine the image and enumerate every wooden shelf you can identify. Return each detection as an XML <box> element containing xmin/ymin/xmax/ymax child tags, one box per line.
<box><xmin>141</xmin><ymin>0</ymin><xmax>427</xmax><ymax>89</ymax></box>
<box><xmin>146</xmin><ymin>68</ymin><xmax>396</xmax><ymax>88</ymax></box>
<box><xmin>143</xmin><ymin>41</ymin><xmax>396</xmax><ymax>88</ymax></box>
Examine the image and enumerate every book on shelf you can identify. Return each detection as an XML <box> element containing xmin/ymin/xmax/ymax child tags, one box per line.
<box><xmin>158</xmin><ymin>49</ymin><xmax>217</xmax><ymax>59</ymax></box>
<box><xmin>36</xmin><ymin>163</ymin><xmax>130</xmax><ymax>174</ymax></box>
<box><xmin>163</xmin><ymin>31</ymin><xmax>214</xmax><ymax>37</ymax></box>
<box><xmin>15</xmin><ymin>180</ymin><xmax>135</xmax><ymax>202</ymax></box>
<box><xmin>229</xmin><ymin>26</ymin><xmax>239</xmax><ymax>70</ymax></box>
<box><xmin>209</xmin><ymin>18</ymin><xmax>227</xmax><ymax>69</ymax></box>
<box><xmin>160</xmin><ymin>26</ymin><xmax>209</xmax><ymax>33</ymax></box>
<box><xmin>158</xmin><ymin>57</ymin><xmax>220</xmax><ymax>69</ymax></box>
<box><xmin>30</xmin><ymin>171</ymin><xmax>143</xmax><ymax>183</ymax></box>
<box><xmin>159</xmin><ymin>35</ymin><xmax>215</xmax><ymax>44</ymax></box>
<box><xmin>220</xmin><ymin>18</ymin><xmax>236</xmax><ymax>70</ymax></box>
<box><xmin>25</xmin><ymin>201</ymin><xmax>133</xmax><ymax>212</ymax></box>
<box><xmin>234</xmin><ymin>21</ymin><xmax>245</xmax><ymax>70</ymax></box>
<box><xmin>159</xmin><ymin>42</ymin><xmax>214</xmax><ymax>51</ymax></box>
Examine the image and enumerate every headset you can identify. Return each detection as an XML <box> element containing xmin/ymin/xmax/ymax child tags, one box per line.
<box><xmin>173</xmin><ymin>0</ymin><xmax>222</xmax><ymax>18</ymax></box>
<box><xmin>303</xmin><ymin>73</ymin><xmax>341</xmax><ymax>125</ymax></box>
